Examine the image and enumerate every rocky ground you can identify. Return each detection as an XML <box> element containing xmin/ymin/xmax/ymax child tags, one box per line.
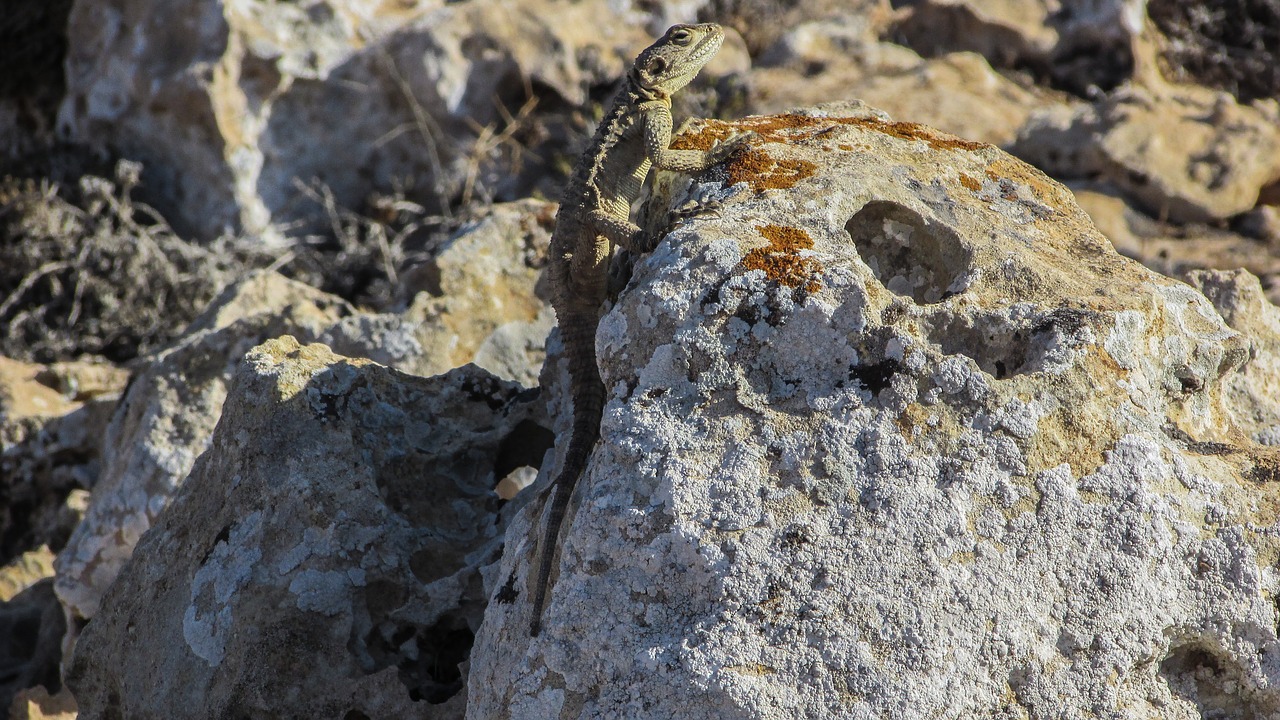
<box><xmin>1</xmin><ymin>0</ymin><xmax>1278</xmax><ymax>718</ymax></box>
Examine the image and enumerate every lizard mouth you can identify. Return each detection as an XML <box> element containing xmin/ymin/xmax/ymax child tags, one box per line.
<box><xmin>689</xmin><ymin>26</ymin><xmax>725</xmax><ymax>64</ymax></box>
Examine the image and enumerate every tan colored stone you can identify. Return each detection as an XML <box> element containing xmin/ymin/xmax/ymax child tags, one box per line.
<box><xmin>397</xmin><ymin>199</ymin><xmax>555</xmax><ymax>387</ymax></box>
<box><xmin>751</xmin><ymin>21</ymin><xmax>1058</xmax><ymax>146</ymax></box>
<box><xmin>8</xmin><ymin>686</ymin><xmax>78</xmax><ymax>720</ymax></box>
<box><xmin>0</xmin><ymin>548</ymin><xmax>55</xmax><ymax>603</ymax></box>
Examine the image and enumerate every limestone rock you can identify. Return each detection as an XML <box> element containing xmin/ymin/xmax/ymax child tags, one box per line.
<box><xmin>57</xmin><ymin>0</ymin><xmax>655</xmax><ymax>239</ymax></box>
<box><xmin>889</xmin><ymin>0</ymin><xmax>1059</xmax><ymax>67</ymax></box>
<box><xmin>395</xmin><ymin>199</ymin><xmax>555</xmax><ymax>387</ymax></box>
<box><xmin>1070</xmin><ymin>182</ymin><xmax>1280</xmax><ymax>306</ymax></box>
<box><xmin>1182</xmin><ymin>269</ymin><xmax>1280</xmax><ymax>446</ymax></box>
<box><xmin>890</xmin><ymin>0</ymin><xmax>1145</xmax><ymax>93</ymax></box>
<box><xmin>751</xmin><ymin>21</ymin><xmax>1057</xmax><ymax>146</ymax></box>
<box><xmin>1014</xmin><ymin>82</ymin><xmax>1280</xmax><ymax>224</ymax></box>
<box><xmin>65</xmin><ymin>337</ymin><xmax>549</xmax><ymax>719</ymax></box>
<box><xmin>54</xmin><ymin>272</ymin><xmax>352</xmax><ymax>625</ymax></box>
<box><xmin>470</xmin><ymin>104</ymin><xmax>1280</xmax><ymax>719</ymax></box>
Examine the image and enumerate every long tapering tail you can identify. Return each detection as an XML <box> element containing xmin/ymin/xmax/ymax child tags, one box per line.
<box><xmin>529</xmin><ymin>316</ymin><xmax>606</xmax><ymax>636</ymax></box>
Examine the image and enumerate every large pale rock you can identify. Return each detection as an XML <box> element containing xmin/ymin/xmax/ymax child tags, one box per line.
<box><xmin>54</xmin><ymin>272</ymin><xmax>352</xmax><ymax>625</ymax></box>
<box><xmin>890</xmin><ymin>0</ymin><xmax>1146</xmax><ymax>92</ymax></box>
<box><xmin>57</xmin><ymin>0</ymin><xmax>655</xmax><ymax>239</ymax></box>
<box><xmin>470</xmin><ymin>104</ymin><xmax>1280</xmax><ymax>718</ymax></box>
<box><xmin>1014</xmin><ymin>81</ymin><xmax>1280</xmax><ymax>224</ymax></box>
<box><xmin>65</xmin><ymin>337</ymin><xmax>549</xmax><ymax>719</ymax></box>
<box><xmin>751</xmin><ymin>21</ymin><xmax>1057</xmax><ymax>146</ymax></box>
<box><xmin>393</xmin><ymin>198</ymin><xmax>555</xmax><ymax>387</ymax></box>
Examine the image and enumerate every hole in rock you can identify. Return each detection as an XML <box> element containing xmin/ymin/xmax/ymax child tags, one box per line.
<box><xmin>1159</xmin><ymin>641</ymin><xmax>1257</xmax><ymax>719</ymax></box>
<box><xmin>845</xmin><ymin>201</ymin><xmax>974</xmax><ymax>305</ymax></box>
<box><xmin>493</xmin><ymin>419</ymin><xmax>554</xmax><ymax>484</ymax></box>
<box><xmin>920</xmin><ymin>311</ymin><xmax>1030</xmax><ymax>380</ymax></box>
<box><xmin>364</xmin><ymin>614</ymin><xmax>474</xmax><ymax>705</ymax></box>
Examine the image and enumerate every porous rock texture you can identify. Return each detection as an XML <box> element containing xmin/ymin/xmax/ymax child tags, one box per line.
<box><xmin>53</xmin><ymin>208</ymin><xmax>553</xmax><ymax>635</ymax></box>
<box><xmin>65</xmin><ymin>337</ymin><xmax>549</xmax><ymax>719</ymax></box>
<box><xmin>469</xmin><ymin>104</ymin><xmax>1280</xmax><ymax>719</ymax></box>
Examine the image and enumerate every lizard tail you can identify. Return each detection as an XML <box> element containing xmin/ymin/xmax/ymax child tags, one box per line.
<box><xmin>529</xmin><ymin>318</ymin><xmax>606</xmax><ymax>636</ymax></box>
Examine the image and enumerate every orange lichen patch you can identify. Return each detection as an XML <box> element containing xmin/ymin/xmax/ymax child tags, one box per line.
<box><xmin>742</xmin><ymin>224</ymin><xmax>823</xmax><ymax>293</ymax></box>
<box><xmin>725</xmin><ymin>147</ymin><xmax>818</xmax><ymax>192</ymax></box>
<box><xmin>673</xmin><ymin>113</ymin><xmax>989</xmax><ymax>153</ymax></box>
<box><xmin>672</xmin><ymin>114</ymin><xmax>988</xmax><ymax>196</ymax></box>
<box><xmin>959</xmin><ymin>173</ymin><xmax>981</xmax><ymax>192</ymax></box>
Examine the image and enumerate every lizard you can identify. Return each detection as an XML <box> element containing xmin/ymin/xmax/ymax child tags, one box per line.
<box><xmin>530</xmin><ymin>22</ymin><xmax>748</xmax><ymax>636</ymax></box>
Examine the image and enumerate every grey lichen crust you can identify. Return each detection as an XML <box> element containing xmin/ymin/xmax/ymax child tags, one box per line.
<box><xmin>530</xmin><ymin>22</ymin><xmax>746</xmax><ymax>635</ymax></box>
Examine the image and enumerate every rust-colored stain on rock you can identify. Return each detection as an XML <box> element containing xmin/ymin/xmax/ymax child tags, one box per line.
<box><xmin>726</xmin><ymin>147</ymin><xmax>818</xmax><ymax>192</ymax></box>
<box><xmin>743</xmin><ymin>224</ymin><xmax>823</xmax><ymax>293</ymax></box>
<box><xmin>673</xmin><ymin>113</ymin><xmax>987</xmax><ymax>195</ymax></box>
<box><xmin>674</xmin><ymin>113</ymin><xmax>989</xmax><ymax>154</ymax></box>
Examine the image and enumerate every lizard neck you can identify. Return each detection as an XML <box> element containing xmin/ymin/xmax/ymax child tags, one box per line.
<box><xmin>627</xmin><ymin>72</ymin><xmax>669</xmax><ymax>103</ymax></box>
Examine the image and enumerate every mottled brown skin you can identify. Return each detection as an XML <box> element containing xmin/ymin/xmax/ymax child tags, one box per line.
<box><xmin>531</xmin><ymin>23</ymin><xmax>745</xmax><ymax>636</ymax></box>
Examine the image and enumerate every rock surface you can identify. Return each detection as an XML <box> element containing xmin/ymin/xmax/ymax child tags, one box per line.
<box><xmin>57</xmin><ymin>0</ymin><xmax>656</xmax><ymax>239</ymax></box>
<box><xmin>750</xmin><ymin>19</ymin><xmax>1057</xmax><ymax>147</ymax></box>
<box><xmin>65</xmin><ymin>336</ymin><xmax>550</xmax><ymax>719</ymax></box>
<box><xmin>53</xmin><ymin>272</ymin><xmax>353</xmax><ymax>625</ymax></box>
<box><xmin>1014</xmin><ymin>80</ymin><xmax>1280</xmax><ymax>224</ymax></box>
<box><xmin>0</xmin><ymin>356</ymin><xmax>118</xmax><ymax>565</ymax></box>
<box><xmin>53</xmin><ymin>202</ymin><xmax>553</xmax><ymax>630</ymax></box>
<box><xmin>392</xmin><ymin>198</ymin><xmax>555</xmax><ymax>387</ymax></box>
<box><xmin>469</xmin><ymin>104</ymin><xmax>1280</xmax><ymax>719</ymax></box>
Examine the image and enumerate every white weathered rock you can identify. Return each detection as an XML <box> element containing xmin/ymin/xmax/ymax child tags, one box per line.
<box><xmin>1014</xmin><ymin>81</ymin><xmax>1280</xmax><ymax>224</ymax></box>
<box><xmin>57</xmin><ymin>0</ymin><xmax>658</xmax><ymax>239</ymax></box>
<box><xmin>469</xmin><ymin>104</ymin><xmax>1280</xmax><ymax>718</ymax></box>
<box><xmin>55</xmin><ymin>200</ymin><xmax>556</xmax><ymax>630</ymax></box>
<box><xmin>752</xmin><ymin>21</ymin><xmax>1058</xmax><ymax>146</ymax></box>
<box><xmin>54</xmin><ymin>272</ymin><xmax>352</xmax><ymax>625</ymax></box>
<box><xmin>65</xmin><ymin>337</ymin><xmax>549</xmax><ymax>719</ymax></box>
<box><xmin>1182</xmin><ymin>268</ymin><xmax>1280</xmax><ymax>446</ymax></box>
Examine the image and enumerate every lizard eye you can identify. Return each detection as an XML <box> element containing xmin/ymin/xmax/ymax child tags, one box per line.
<box><xmin>671</xmin><ymin>29</ymin><xmax>691</xmax><ymax>45</ymax></box>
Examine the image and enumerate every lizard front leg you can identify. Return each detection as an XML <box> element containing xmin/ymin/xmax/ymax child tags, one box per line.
<box><xmin>643</xmin><ymin>101</ymin><xmax>752</xmax><ymax>173</ymax></box>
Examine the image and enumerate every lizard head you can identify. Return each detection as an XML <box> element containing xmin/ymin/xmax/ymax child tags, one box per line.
<box><xmin>630</xmin><ymin>23</ymin><xmax>725</xmax><ymax>100</ymax></box>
